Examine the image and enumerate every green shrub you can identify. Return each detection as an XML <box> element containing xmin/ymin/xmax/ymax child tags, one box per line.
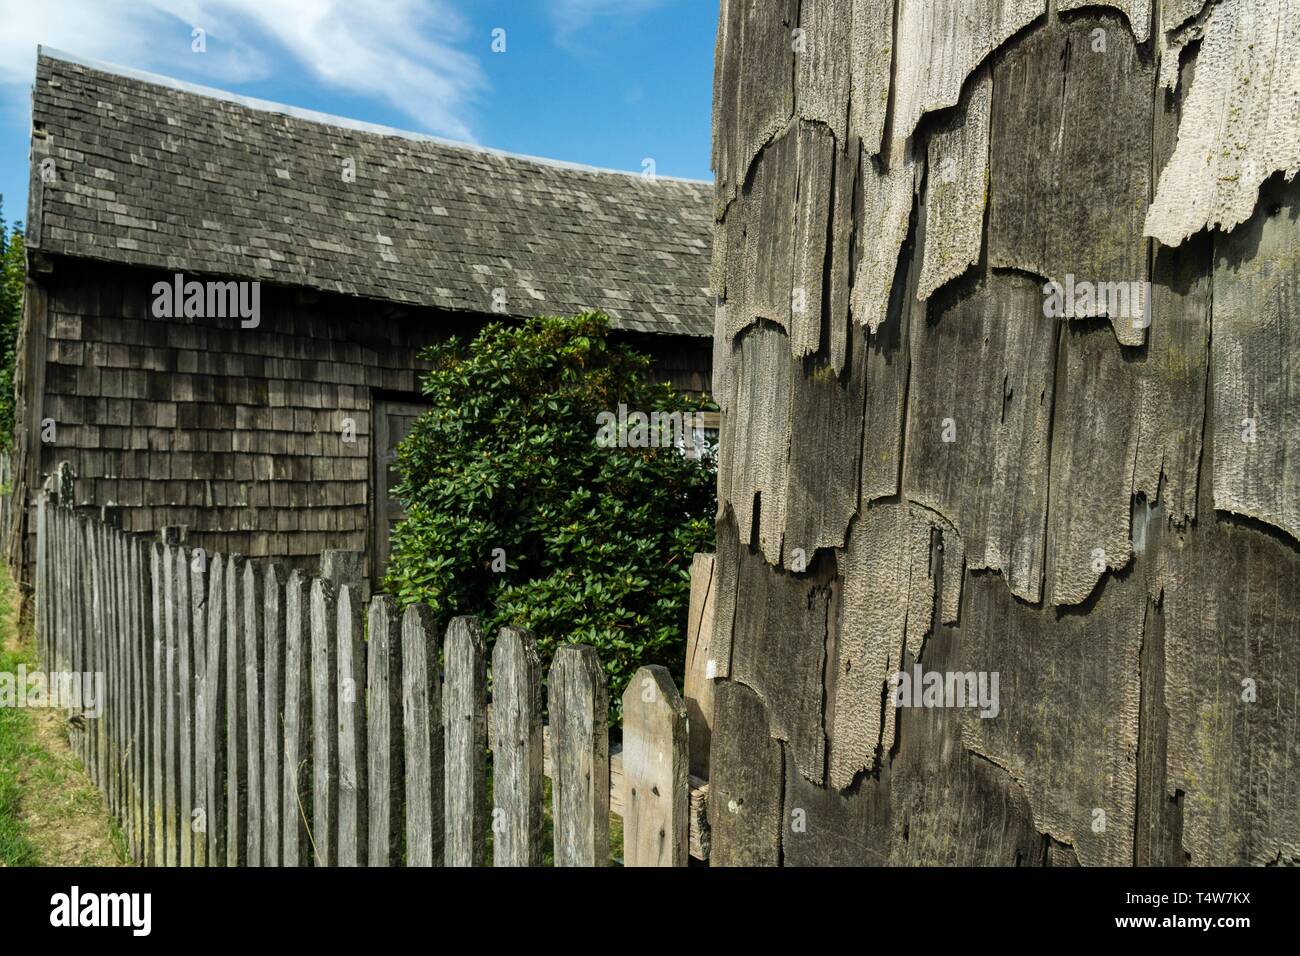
<box><xmin>384</xmin><ymin>313</ymin><xmax>716</xmax><ymax>714</ymax></box>
<box><xmin>0</xmin><ymin>201</ymin><xmax>23</xmax><ymax>452</ymax></box>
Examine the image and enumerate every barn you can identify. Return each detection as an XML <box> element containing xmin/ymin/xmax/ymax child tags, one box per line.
<box><xmin>10</xmin><ymin>49</ymin><xmax>714</xmax><ymax>589</ymax></box>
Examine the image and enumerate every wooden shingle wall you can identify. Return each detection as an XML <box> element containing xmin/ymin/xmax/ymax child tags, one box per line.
<box><xmin>20</xmin><ymin>260</ymin><xmax>711</xmax><ymax>582</ymax></box>
<box><xmin>29</xmin><ymin>260</ymin><xmax>439</xmax><ymax>577</ymax></box>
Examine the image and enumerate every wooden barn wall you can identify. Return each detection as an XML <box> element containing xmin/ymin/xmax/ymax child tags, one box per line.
<box><xmin>16</xmin><ymin>259</ymin><xmax>712</xmax><ymax>582</ymax></box>
<box><xmin>709</xmin><ymin>1</ymin><xmax>1300</xmax><ymax>866</ymax></box>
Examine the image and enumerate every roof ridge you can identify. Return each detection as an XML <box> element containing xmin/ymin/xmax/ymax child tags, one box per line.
<box><xmin>37</xmin><ymin>46</ymin><xmax>713</xmax><ymax>187</ymax></box>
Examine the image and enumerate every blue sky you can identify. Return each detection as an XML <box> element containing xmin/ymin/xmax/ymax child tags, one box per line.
<box><xmin>0</xmin><ymin>0</ymin><xmax>719</xmax><ymax>230</ymax></box>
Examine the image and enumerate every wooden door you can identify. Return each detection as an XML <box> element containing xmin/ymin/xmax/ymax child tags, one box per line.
<box><xmin>371</xmin><ymin>399</ymin><xmax>429</xmax><ymax>585</ymax></box>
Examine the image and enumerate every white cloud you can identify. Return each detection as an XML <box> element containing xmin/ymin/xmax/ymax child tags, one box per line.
<box><xmin>0</xmin><ymin>0</ymin><xmax>485</xmax><ymax>141</ymax></box>
<box><xmin>547</xmin><ymin>0</ymin><xmax>672</xmax><ymax>43</ymax></box>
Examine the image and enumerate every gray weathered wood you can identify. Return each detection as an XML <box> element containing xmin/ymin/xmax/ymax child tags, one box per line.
<box><xmin>225</xmin><ymin>554</ymin><xmax>248</xmax><ymax>866</ymax></box>
<box><xmin>708</xmin><ymin>679</ymin><xmax>783</xmax><ymax>866</ymax></box>
<box><xmin>336</xmin><ymin>584</ymin><xmax>367</xmax><ymax>867</ymax></box>
<box><xmin>281</xmin><ymin>569</ymin><xmax>313</xmax><ymax>867</ymax></box>
<box><xmin>149</xmin><ymin>540</ymin><xmax>164</xmax><ymax>866</ymax></box>
<box><xmin>174</xmin><ymin>546</ymin><xmax>193</xmax><ymax>866</ymax></box>
<box><xmin>366</xmin><ymin>596</ymin><xmax>403</xmax><ymax>867</ymax></box>
<box><xmin>261</xmin><ymin>564</ymin><xmax>285</xmax><ymax>866</ymax></box>
<box><xmin>489</xmin><ymin>626</ymin><xmax>544</xmax><ymax>867</ymax></box>
<box><xmin>401</xmin><ymin>603</ymin><xmax>443</xmax><ymax>867</ymax></box>
<box><xmin>683</xmin><ymin>553</ymin><xmax>717</xmax><ymax>780</ymax></box>
<box><xmin>621</xmin><ymin>666</ymin><xmax>689</xmax><ymax>867</ymax></box>
<box><xmin>309</xmin><ymin>576</ymin><xmax>338</xmax><ymax>866</ymax></box>
<box><xmin>242</xmin><ymin>560</ymin><xmax>264</xmax><ymax>866</ymax></box>
<box><xmin>548</xmin><ymin>644</ymin><xmax>609</xmax><ymax>867</ymax></box>
<box><xmin>443</xmin><ymin>616</ymin><xmax>486</xmax><ymax>867</ymax></box>
<box><xmin>189</xmin><ymin>547</ymin><xmax>207</xmax><ymax>867</ymax></box>
<box><xmin>161</xmin><ymin>540</ymin><xmax>179</xmax><ymax>867</ymax></box>
<box><xmin>203</xmin><ymin>553</ymin><xmax>227</xmax><ymax>867</ymax></box>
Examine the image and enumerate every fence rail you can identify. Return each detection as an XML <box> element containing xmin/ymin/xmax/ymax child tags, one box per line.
<box><xmin>33</xmin><ymin>476</ymin><xmax>716</xmax><ymax>866</ymax></box>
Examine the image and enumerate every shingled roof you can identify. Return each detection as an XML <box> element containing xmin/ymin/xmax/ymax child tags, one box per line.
<box><xmin>27</xmin><ymin>49</ymin><xmax>714</xmax><ymax>337</ymax></box>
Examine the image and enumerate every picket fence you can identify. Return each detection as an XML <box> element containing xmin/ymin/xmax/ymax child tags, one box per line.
<box><xmin>33</xmin><ymin>473</ymin><xmax>714</xmax><ymax>867</ymax></box>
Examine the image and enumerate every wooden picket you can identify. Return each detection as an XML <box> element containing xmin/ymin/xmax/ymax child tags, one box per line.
<box><xmin>400</xmin><ymin>603</ymin><xmax>442</xmax><ymax>867</ymax></box>
<box><xmin>29</xmin><ymin>495</ymin><xmax>718</xmax><ymax>869</ymax></box>
<box><xmin>490</xmin><ymin>627</ymin><xmax>544</xmax><ymax>867</ymax></box>
<box><xmin>281</xmin><ymin>569</ymin><xmax>312</xmax><ymax>867</ymax></box>
<box><xmin>336</xmin><ymin>584</ymin><xmax>366</xmax><ymax>867</ymax></box>
<box><xmin>443</xmin><ymin>616</ymin><xmax>486</xmax><ymax>867</ymax></box>
<box><xmin>365</xmin><ymin>596</ymin><xmax>402</xmax><ymax>867</ymax></box>
<box><xmin>262</xmin><ymin>564</ymin><xmax>285</xmax><ymax>867</ymax></box>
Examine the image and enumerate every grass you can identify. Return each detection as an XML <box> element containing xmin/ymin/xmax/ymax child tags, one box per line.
<box><xmin>0</xmin><ymin>563</ymin><xmax>128</xmax><ymax>867</ymax></box>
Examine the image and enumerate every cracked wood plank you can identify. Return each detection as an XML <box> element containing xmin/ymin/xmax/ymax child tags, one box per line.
<box><xmin>712</xmin><ymin>0</ymin><xmax>797</xmax><ymax>212</ymax></box>
<box><xmin>958</xmin><ymin>566</ymin><xmax>1146</xmax><ymax>866</ymax></box>
<box><xmin>849</xmin><ymin>0</ymin><xmax>895</xmax><ymax>156</ymax></box>
<box><xmin>1146</xmin><ymin>0</ymin><xmax>1300</xmax><ymax>246</ymax></box>
<box><xmin>728</xmin><ymin>537</ymin><xmax>830</xmax><ymax>785</ymax></box>
<box><xmin>918</xmin><ymin>67</ymin><xmax>992</xmax><ymax>302</ymax></box>
<box><xmin>708</xmin><ymin>680</ymin><xmax>784</xmax><ymax>866</ymax></box>
<box><xmin>988</xmin><ymin>13</ymin><xmax>1153</xmax><ymax>347</ymax></box>
<box><xmin>718</xmin><ymin>323</ymin><xmax>793</xmax><ymax>565</ymax></box>
<box><xmin>904</xmin><ymin>272</ymin><xmax>1057</xmax><ymax>603</ymax></box>
<box><xmin>891</xmin><ymin>0</ymin><xmax>1045</xmax><ymax>146</ymax></box>
<box><xmin>1209</xmin><ymin>174</ymin><xmax>1300</xmax><ymax>544</ymax></box>
<box><xmin>1045</xmin><ymin>321</ymin><xmax>1141</xmax><ymax>605</ymax></box>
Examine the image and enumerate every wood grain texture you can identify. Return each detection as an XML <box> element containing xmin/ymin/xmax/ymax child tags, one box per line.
<box><xmin>988</xmin><ymin>13</ymin><xmax>1153</xmax><ymax>346</ymax></box>
<box><xmin>683</xmin><ymin>554</ymin><xmax>717</xmax><ymax>779</ymax></box>
<box><xmin>1045</xmin><ymin>322</ymin><xmax>1141</xmax><ymax>605</ymax></box>
<box><xmin>242</xmin><ymin>560</ymin><xmax>264</xmax><ymax>867</ymax></box>
<box><xmin>281</xmin><ymin>569</ymin><xmax>313</xmax><ymax>866</ymax></box>
<box><xmin>708</xmin><ymin>680</ymin><xmax>783</xmax><ymax>866</ymax></box>
<box><xmin>149</xmin><ymin>540</ymin><xmax>165</xmax><ymax>865</ymax></box>
<box><xmin>723</xmin><ymin>122</ymin><xmax>835</xmax><ymax>356</ymax></box>
<box><xmin>728</xmin><ymin>539</ymin><xmax>829</xmax><ymax>785</ymax></box>
<box><xmin>712</xmin><ymin>0</ymin><xmax>797</xmax><ymax>211</ymax></box>
<box><xmin>1161</xmin><ymin>487</ymin><xmax>1300</xmax><ymax>864</ymax></box>
<box><xmin>904</xmin><ymin>272</ymin><xmax>1056</xmax><ymax>602</ymax></box>
<box><xmin>308</xmin><ymin>576</ymin><xmax>338</xmax><ymax>866</ymax></box>
<box><xmin>490</xmin><ymin>626</ymin><xmax>544</xmax><ymax>867</ymax></box>
<box><xmin>173</xmin><ymin>546</ymin><xmax>193</xmax><ymax>866</ymax></box>
<box><xmin>203</xmin><ymin>553</ymin><xmax>226</xmax><ymax>866</ymax></box>
<box><xmin>366</xmin><ymin>595</ymin><xmax>403</xmax><ymax>867</ymax></box>
<box><xmin>336</xmin><ymin>584</ymin><xmax>367</xmax><ymax>866</ymax></box>
<box><xmin>261</xmin><ymin>564</ymin><xmax>285</xmax><ymax>866</ymax></box>
<box><xmin>918</xmin><ymin>68</ymin><xmax>991</xmax><ymax>302</ymax></box>
<box><xmin>891</xmin><ymin>0</ymin><xmax>1045</xmax><ymax>145</ymax></box>
<box><xmin>1146</xmin><ymin>0</ymin><xmax>1300</xmax><ymax>246</ymax></box>
<box><xmin>1059</xmin><ymin>0</ymin><xmax>1151</xmax><ymax>42</ymax></box>
<box><xmin>849</xmin><ymin>0</ymin><xmax>894</xmax><ymax>156</ymax></box>
<box><xmin>401</xmin><ymin>603</ymin><xmax>443</xmax><ymax>867</ymax></box>
<box><xmin>958</xmin><ymin>568</ymin><xmax>1146</xmax><ymax>865</ymax></box>
<box><xmin>621</xmin><ymin>666</ymin><xmax>689</xmax><ymax>867</ymax></box>
<box><xmin>224</xmin><ymin>554</ymin><xmax>247</xmax><ymax>866</ymax></box>
<box><xmin>189</xmin><ymin>548</ymin><xmax>207</xmax><ymax>867</ymax></box>
<box><xmin>719</xmin><ymin>323</ymin><xmax>793</xmax><ymax>565</ymax></box>
<box><xmin>548</xmin><ymin>644</ymin><xmax>610</xmax><ymax>867</ymax></box>
<box><xmin>829</xmin><ymin>504</ymin><xmax>911</xmax><ymax>789</ymax></box>
<box><xmin>443</xmin><ymin>615</ymin><xmax>486</xmax><ymax>866</ymax></box>
<box><xmin>1209</xmin><ymin>175</ymin><xmax>1300</xmax><ymax>543</ymax></box>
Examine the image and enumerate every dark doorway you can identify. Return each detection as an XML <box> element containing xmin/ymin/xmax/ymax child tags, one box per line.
<box><xmin>371</xmin><ymin>397</ymin><xmax>430</xmax><ymax>585</ymax></box>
